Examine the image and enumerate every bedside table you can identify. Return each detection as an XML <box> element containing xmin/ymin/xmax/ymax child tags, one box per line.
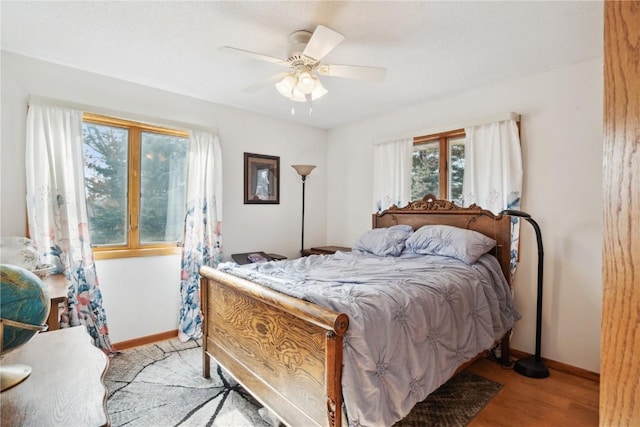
<box><xmin>303</xmin><ymin>246</ymin><xmax>351</xmax><ymax>256</ymax></box>
<box><xmin>43</xmin><ymin>274</ymin><xmax>69</xmax><ymax>331</ymax></box>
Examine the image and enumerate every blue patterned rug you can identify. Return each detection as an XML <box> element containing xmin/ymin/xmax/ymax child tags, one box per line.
<box><xmin>105</xmin><ymin>338</ymin><xmax>502</xmax><ymax>426</ymax></box>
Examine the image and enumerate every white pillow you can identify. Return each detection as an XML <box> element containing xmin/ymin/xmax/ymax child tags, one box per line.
<box><xmin>352</xmin><ymin>225</ymin><xmax>414</xmax><ymax>257</ymax></box>
<box><xmin>405</xmin><ymin>224</ymin><xmax>496</xmax><ymax>264</ymax></box>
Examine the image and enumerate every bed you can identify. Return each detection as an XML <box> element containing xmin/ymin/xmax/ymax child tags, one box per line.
<box><xmin>199</xmin><ymin>196</ymin><xmax>518</xmax><ymax>427</ymax></box>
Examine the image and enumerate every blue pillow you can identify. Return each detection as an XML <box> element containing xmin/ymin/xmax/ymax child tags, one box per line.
<box><xmin>405</xmin><ymin>224</ymin><xmax>496</xmax><ymax>264</ymax></box>
<box><xmin>352</xmin><ymin>225</ymin><xmax>414</xmax><ymax>257</ymax></box>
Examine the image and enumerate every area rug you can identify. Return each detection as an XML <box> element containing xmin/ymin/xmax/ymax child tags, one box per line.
<box><xmin>105</xmin><ymin>338</ymin><xmax>502</xmax><ymax>427</ymax></box>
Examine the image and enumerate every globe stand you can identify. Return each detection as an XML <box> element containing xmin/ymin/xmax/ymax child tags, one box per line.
<box><xmin>1</xmin><ymin>364</ymin><xmax>32</xmax><ymax>392</ymax></box>
<box><xmin>0</xmin><ymin>318</ymin><xmax>48</xmax><ymax>392</ymax></box>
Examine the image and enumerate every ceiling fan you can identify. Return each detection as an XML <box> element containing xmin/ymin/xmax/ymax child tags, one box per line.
<box><xmin>220</xmin><ymin>25</ymin><xmax>387</xmax><ymax>114</ymax></box>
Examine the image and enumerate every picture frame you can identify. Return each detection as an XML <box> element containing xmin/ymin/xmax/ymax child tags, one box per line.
<box><xmin>244</xmin><ymin>152</ymin><xmax>280</xmax><ymax>204</ymax></box>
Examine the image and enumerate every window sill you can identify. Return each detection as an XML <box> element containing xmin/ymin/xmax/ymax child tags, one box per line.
<box><xmin>93</xmin><ymin>246</ymin><xmax>181</xmax><ymax>260</ymax></box>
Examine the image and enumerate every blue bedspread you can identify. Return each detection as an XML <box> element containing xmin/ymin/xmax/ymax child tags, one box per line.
<box><xmin>218</xmin><ymin>251</ymin><xmax>520</xmax><ymax>426</ymax></box>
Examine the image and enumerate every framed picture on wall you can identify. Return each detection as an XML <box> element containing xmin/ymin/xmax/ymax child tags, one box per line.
<box><xmin>244</xmin><ymin>152</ymin><xmax>280</xmax><ymax>204</ymax></box>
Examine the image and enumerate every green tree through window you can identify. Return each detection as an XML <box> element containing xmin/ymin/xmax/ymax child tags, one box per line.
<box><xmin>83</xmin><ymin>123</ymin><xmax>128</xmax><ymax>246</ymax></box>
<box><xmin>412</xmin><ymin>131</ymin><xmax>465</xmax><ymax>205</ymax></box>
<box><xmin>139</xmin><ymin>132</ymin><xmax>187</xmax><ymax>244</ymax></box>
<box><xmin>82</xmin><ymin>114</ymin><xmax>188</xmax><ymax>259</ymax></box>
<box><xmin>412</xmin><ymin>142</ymin><xmax>440</xmax><ymax>199</ymax></box>
<box><xmin>448</xmin><ymin>138</ymin><xmax>465</xmax><ymax>206</ymax></box>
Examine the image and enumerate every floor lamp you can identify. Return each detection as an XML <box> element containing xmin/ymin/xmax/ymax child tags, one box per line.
<box><xmin>292</xmin><ymin>165</ymin><xmax>316</xmax><ymax>256</ymax></box>
<box><xmin>500</xmin><ymin>209</ymin><xmax>550</xmax><ymax>379</ymax></box>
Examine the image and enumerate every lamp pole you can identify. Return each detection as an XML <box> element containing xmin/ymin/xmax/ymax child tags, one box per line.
<box><xmin>500</xmin><ymin>209</ymin><xmax>549</xmax><ymax>378</ymax></box>
<box><xmin>300</xmin><ymin>174</ymin><xmax>307</xmax><ymax>256</ymax></box>
<box><xmin>292</xmin><ymin>165</ymin><xmax>316</xmax><ymax>256</ymax></box>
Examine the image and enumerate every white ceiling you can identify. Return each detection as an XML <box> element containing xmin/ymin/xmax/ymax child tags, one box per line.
<box><xmin>1</xmin><ymin>1</ymin><xmax>603</xmax><ymax>130</ymax></box>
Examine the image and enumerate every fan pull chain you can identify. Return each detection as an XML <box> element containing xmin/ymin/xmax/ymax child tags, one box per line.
<box><xmin>307</xmin><ymin>93</ymin><xmax>313</xmax><ymax>115</ymax></box>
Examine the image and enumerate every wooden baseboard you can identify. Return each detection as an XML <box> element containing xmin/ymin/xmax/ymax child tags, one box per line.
<box><xmin>112</xmin><ymin>330</ymin><xmax>178</xmax><ymax>351</ymax></box>
<box><xmin>110</xmin><ymin>332</ymin><xmax>599</xmax><ymax>383</ymax></box>
<box><xmin>510</xmin><ymin>349</ymin><xmax>600</xmax><ymax>383</ymax></box>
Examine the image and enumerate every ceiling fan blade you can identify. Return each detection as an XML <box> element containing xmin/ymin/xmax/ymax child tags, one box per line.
<box><xmin>220</xmin><ymin>46</ymin><xmax>289</xmax><ymax>67</ymax></box>
<box><xmin>317</xmin><ymin>64</ymin><xmax>387</xmax><ymax>82</ymax></box>
<box><xmin>302</xmin><ymin>25</ymin><xmax>345</xmax><ymax>62</ymax></box>
<box><xmin>242</xmin><ymin>72</ymin><xmax>290</xmax><ymax>93</ymax></box>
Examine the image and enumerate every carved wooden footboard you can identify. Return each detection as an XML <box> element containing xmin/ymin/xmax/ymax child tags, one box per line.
<box><xmin>200</xmin><ymin>265</ymin><xmax>349</xmax><ymax>427</ymax></box>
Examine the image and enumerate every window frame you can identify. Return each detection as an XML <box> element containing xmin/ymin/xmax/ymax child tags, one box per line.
<box><xmin>82</xmin><ymin>113</ymin><xmax>189</xmax><ymax>260</ymax></box>
<box><xmin>412</xmin><ymin>128</ymin><xmax>465</xmax><ymax>201</ymax></box>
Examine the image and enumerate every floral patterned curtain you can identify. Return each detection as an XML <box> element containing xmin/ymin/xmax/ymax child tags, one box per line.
<box><xmin>178</xmin><ymin>130</ymin><xmax>223</xmax><ymax>341</ymax></box>
<box><xmin>25</xmin><ymin>103</ymin><xmax>113</xmax><ymax>352</ymax></box>
<box><xmin>463</xmin><ymin>118</ymin><xmax>523</xmax><ymax>275</ymax></box>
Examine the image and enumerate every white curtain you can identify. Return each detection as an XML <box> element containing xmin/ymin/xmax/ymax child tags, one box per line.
<box><xmin>373</xmin><ymin>138</ymin><xmax>413</xmax><ymax>212</ymax></box>
<box><xmin>26</xmin><ymin>103</ymin><xmax>112</xmax><ymax>351</ymax></box>
<box><xmin>463</xmin><ymin>118</ymin><xmax>523</xmax><ymax>274</ymax></box>
<box><xmin>164</xmin><ymin>154</ymin><xmax>187</xmax><ymax>241</ymax></box>
<box><xmin>178</xmin><ymin>130</ymin><xmax>223</xmax><ymax>341</ymax></box>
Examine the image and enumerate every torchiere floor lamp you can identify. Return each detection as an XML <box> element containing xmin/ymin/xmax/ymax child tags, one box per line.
<box><xmin>292</xmin><ymin>165</ymin><xmax>316</xmax><ymax>256</ymax></box>
<box><xmin>500</xmin><ymin>209</ymin><xmax>550</xmax><ymax>379</ymax></box>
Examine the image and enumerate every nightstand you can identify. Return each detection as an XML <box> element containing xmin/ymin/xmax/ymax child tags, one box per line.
<box><xmin>43</xmin><ymin>274</ymin><xmax>69</xmax><ymax>331</ymax></box>
<box><xmin>302</xmin><ymin>246</ymin><xmax>351</xmax><ymax>256</ymax></box>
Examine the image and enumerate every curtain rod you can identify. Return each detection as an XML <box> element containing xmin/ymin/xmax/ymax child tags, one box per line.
<box><xmin>374</xmin><ymin>112</ymin><xmax>520</xmax><ymax>144</ymax></box>
<box><xmin>28</xmin><ymin>95</ymin><xmax>219</xmax><ymax>136</ymax></box>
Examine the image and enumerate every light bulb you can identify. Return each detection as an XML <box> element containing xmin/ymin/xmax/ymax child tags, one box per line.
<box><xmin>296</xmin><ymin>71</ymin><xmax>315</xmax><ymax>94</ymax></box>
<box><xmin>299</xmin><ymin>72</ymin><xmax>313</xmax><ymax>86</ymax></box>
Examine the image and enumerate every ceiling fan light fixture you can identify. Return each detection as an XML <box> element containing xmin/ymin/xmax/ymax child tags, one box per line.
<box><xmin>276</xmin><ymin>74</ymin><xmax>297</xmax><ymax>98</ymax></box>
<box><xmin>226</xmin><ymin>24</ymin><xmax>387</xmax><ymax>115</ymax></box>
<box><xmin>290</xmin><ymin>86</ymin><xmax>307</xmax><ymax>103</ymax></box>
<box><xmin>310</xmin><ymin>76</ymin><xmax>327</xmax><ymax>100</ymax></box>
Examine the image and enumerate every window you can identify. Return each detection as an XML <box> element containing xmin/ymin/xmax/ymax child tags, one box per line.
<box><xmin>82</xmin><ymin>113</ymin><xmax>189</xmax><ymax>259</ymax></box>
<box><xmin>411</xmin><ymin>129</ymin><xmax>465</xmax><ymax>205</ymax></box>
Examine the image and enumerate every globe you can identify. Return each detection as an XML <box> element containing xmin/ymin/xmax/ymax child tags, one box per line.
<box><xmin>1</xmin><ymin>263</ymin><xmax>50</xmax><ymax>391</ymax></box>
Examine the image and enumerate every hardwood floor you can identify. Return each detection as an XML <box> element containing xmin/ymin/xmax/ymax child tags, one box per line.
<box><xmin>121</xmin><ymin>335</ymin><xmax>599</xmax><ymax>426</ymax></box>
<box><xmin>465</xmin><ymin>358</ymin><xmax>599</xmax><ymax>427</ymax></box>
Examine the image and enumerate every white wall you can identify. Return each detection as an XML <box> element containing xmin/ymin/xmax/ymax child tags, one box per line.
<box><xmin>1</xmin><ymin>51</ymin><xmax>603</xmax><ymax>372</ymax></box>
<box><xmin>1</xmin><ymin>51</ymin><xmax>327</xmax><ymax>343</ymax></box>
<box><xmin>326</xmin><ymin>59</ymin><xmax>603</xmax><ymax>373</ymax></box>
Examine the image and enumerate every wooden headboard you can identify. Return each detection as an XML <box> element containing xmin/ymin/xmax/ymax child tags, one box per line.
<box><xmin>372</xmin><ymin>195</ymin><xmax>512</xmax><ymax>286</ymax></box>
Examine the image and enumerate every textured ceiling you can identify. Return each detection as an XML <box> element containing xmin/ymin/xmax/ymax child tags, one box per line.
<box><xmin>1</xmin><ymin>1</ymin><xmax>603</xmax><ymax>129</ymax></box>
